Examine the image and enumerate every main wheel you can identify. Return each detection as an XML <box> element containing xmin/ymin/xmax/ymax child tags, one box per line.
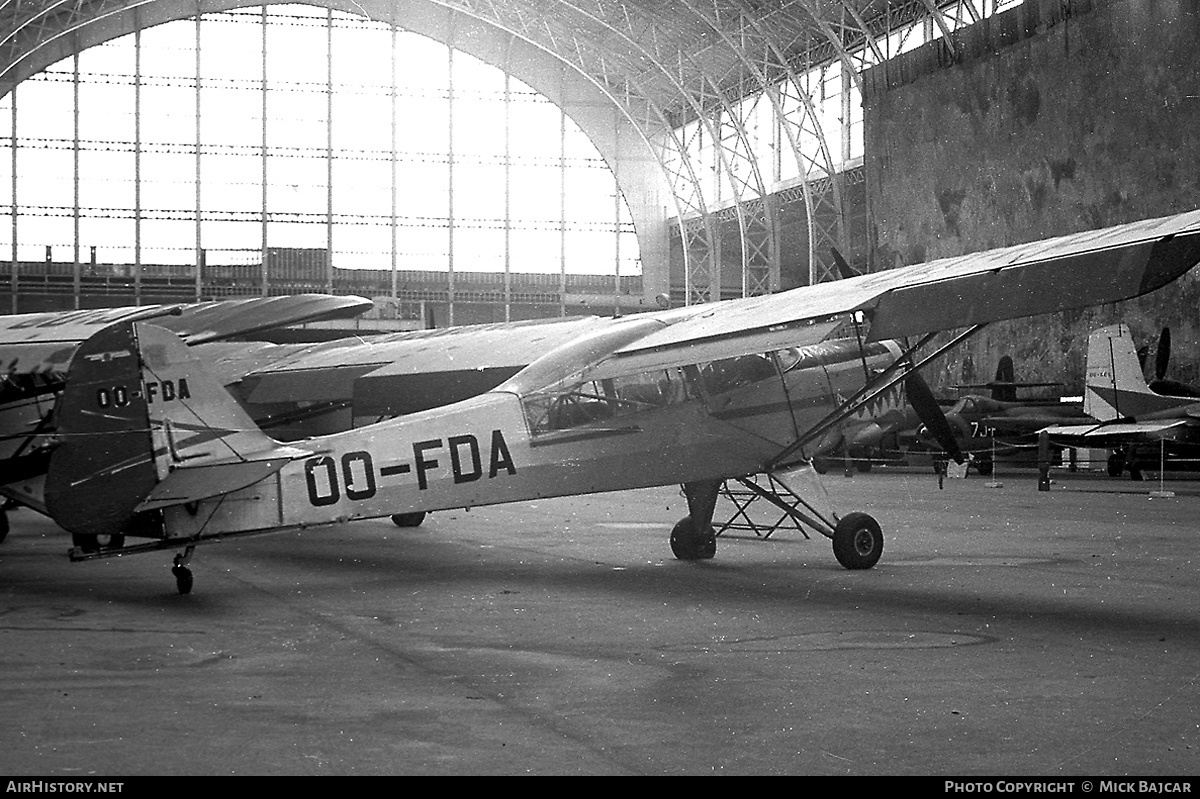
<box><xmin>973</xmin><ymin>456</ymin><xmax>994</xmax><ymax>476</ymax></box>
<box><xmin>832</xmin><ymin>512</ymin><xmax>883</xmax><ymax>570</ymax></box>
<box><xmin>391</xmin><ymin>512</ymin><xmax>427</xmax><ymax>527</ymax></box>
<box><xmin>1107</xmin><ymin>452</ymin><xmax>1124</xmax><ymax>478</ymax></box>
<box><xmin>669</xmin><ymin>517</ymin><xmax>716</xmax><ymax>560</ymax></box>
<box><xmin>0</xmin><ymin>509</ymin><xmax>8</xmax><ymax>544</ymax></box>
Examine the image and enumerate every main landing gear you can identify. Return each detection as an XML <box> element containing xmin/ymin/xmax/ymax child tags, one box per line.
<box><xmin>672</xmin><ymin>475</ymin><xmax>883</xmax><ymax>570</ymax></box>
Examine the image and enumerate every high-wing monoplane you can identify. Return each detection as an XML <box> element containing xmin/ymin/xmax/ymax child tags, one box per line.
<box><xmin>1043</xmin><ymin>322</ymin><xmax>1200</xmax><ymax>477</ymax></box>
<box><xmin>36</xmin><ymin>210</ymin><xmax>1200</xmax><ymax>593</ymax></box>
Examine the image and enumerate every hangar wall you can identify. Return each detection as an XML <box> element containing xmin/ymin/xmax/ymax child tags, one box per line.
<box><xmin>863</xmin><ymin>0</ymin><xmax>1200</xmax><ymax>393</ymax></box>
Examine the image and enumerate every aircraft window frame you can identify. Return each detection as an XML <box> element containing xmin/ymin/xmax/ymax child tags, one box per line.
<box><xmin>696</xmin><ymin>353</ymin><xmax>779</xmax><ymax>397</ymax></box>
<box><xmin>522</xmin><ymin>366</ymin><xmax>696</xmax><ymax>435</ymax></box>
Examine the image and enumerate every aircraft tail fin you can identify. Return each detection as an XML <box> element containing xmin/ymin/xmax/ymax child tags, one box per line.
<box><xmin>45</xmin><ymin>321</ymin><xmax>306</xmax><ymax>537</ymax></box>
<box><xmin>1083</xmin><ymin>324</ymin><xmax>1179</xmax><ymax>422</ymax></box>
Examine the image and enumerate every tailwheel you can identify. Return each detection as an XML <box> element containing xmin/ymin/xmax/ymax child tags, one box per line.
<box><xmin>669</xmin><ymin>517</ymin><xmax>716</xmax><ymax>561</ymax></box>
<box><xmin>832</xmin><ymin>512</ymin><xmax>883</xmax><ymax>570</ymax></box>
<box><xmin>391</xmin><ymin>512</ymin><xmax>427</xmax><ymax>527</ymax></box>
<box><xmin>171</xmin><ymin>565</ymin><xmax>194</xmax><ymax>595</ymax></box>
<box><xmin>172</xmin><ymin>548</ymin><xmax>195</xmax><ymax>595</ymax></box>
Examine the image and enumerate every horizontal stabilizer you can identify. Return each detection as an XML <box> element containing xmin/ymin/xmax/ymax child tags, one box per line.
<box><xmin>136</xmin><ymin>456</ymin><xmax>299</xmax><ymax>512</ymax></box>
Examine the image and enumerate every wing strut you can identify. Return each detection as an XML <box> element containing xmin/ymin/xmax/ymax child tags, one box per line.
<box><xmin>766</xmin><ymin>324</ymin><xmax>988</xmax><ymax>470</ymax></box>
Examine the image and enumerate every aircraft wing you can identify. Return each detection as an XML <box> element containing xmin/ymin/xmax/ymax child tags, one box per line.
<box><xmin>158</xmin><ymin>294</ymin><xmax>373</xmax><ymax>344</ymax></box>
<box><xmin>238</xmin><ymin>315</ymin><xmax>609</xmax><ymax>416</ymax></box>
<box><xmin>0</xmin><ymin>294</ymin><xmax>373</xmax><ymax>377</ymax></box>
<box><xmin>612</xmin><ymin>210</ymin><xmax>1200</xmax><ymax>366</ymax></box>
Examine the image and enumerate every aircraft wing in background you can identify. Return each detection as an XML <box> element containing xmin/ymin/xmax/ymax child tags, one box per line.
<box><xmin>0</xmin><ymin>294</ymin><xmax>373</xmax><ymax>377</ymax></box>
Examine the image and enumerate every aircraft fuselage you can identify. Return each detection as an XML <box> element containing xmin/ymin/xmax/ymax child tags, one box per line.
<box><xmin>161</xmin><ymin>336</ymin><xmax>903</xmax><ymax>539</ymax></box>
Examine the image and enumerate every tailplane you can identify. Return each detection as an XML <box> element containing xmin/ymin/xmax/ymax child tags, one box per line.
<box><xmin>46</xmin><ymin>321</ymin><xmax>307</xmax><ymax>538</ymax></box>
<box><xmin>1083</xmin><ymin>324</ymin><xmax>1189</xmax><ymax>422</ymax></box>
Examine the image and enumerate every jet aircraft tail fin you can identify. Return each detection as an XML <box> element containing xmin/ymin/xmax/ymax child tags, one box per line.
<box><xmin>1083</xmin><ymin>324</ymin><xmax>1182</xmax><ymax>422</ymax></box>
<box><xmin>45</xmin><ymin>320</ymin><xmax>307</xmax><ymax>537</ymax></box>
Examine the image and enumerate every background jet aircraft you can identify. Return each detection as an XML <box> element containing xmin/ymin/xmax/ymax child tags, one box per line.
<box><xmin>36</xmin><ymin>209</ymin><xmax>1200</xmax><ymax>594</ymax></box>
<box><xmin>896</xmin><ymin>356</ymin><xmax>1090</xmax><ymax>474</ymax></box>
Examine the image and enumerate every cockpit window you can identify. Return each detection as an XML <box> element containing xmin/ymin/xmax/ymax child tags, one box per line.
<box><xmin>699</xmin><ymin>354</ymin><xmax>777</xmax><ymax>396</ymax></box>
<box><xmin>522</xmin><ymin>367</ymin><xmax>696</xmax><ymax>434</ymax></box>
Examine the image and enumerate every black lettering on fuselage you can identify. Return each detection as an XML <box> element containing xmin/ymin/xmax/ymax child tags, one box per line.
<box><xmin>302</xmin><ymin>429</ymin><xmax>517</xmax><ymax>507</ymax></box>
<box><xmin>449</xmin><ymin>434</ymin><xmax>482</xmax><ymax>483</ymax></box>
<box><xmin>305</xmin><ymin>456</ymin><xmax>340</xmax><ymax>506</ymax></box>
<box><xmin>489</xmin><ymin>429</ymin><xmax>516</xmax><ymax>477</ymax></box>
<box><xmin>413</xmin><ymin>439</ymin><xmax>442</xmax><ymax>490</ymax></box>
<box><xmin>341</xmin><ymin>451</ymin><xmax>376</xmax><ymax>500</ymax></box>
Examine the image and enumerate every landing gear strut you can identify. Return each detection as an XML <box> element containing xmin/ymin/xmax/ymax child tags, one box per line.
<box><xmin>708</xmin><ymin>470</ymin><xmax>885</xmax><ymax>570</ymax></box>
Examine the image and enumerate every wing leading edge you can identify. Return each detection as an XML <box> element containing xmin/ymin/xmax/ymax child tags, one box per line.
<box><xmin>615</xmin><ymin>210</ymin><xmax>1200</xmax><ymax>365</ymax></box>
<box><xmin>0</xmin><ymin>294</ymin><xmax>373</xmax><ymax>377</ymax></box>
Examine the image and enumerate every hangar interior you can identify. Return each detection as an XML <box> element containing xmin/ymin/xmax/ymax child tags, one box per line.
<box><xmin>0</xmin><ymin>0</ymin><xmax>1195</xmax><ymax>390</ymax></box>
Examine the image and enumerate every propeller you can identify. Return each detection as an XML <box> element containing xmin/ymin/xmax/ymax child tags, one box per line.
<box><xmin>991</xmin><ymin>355</ymin><xmax>1016</xmax><ymax>402</ymax></box>
<box><xmin>905</xmin><ymin>371</ymin><xmax>965</xmax><ymax>465</ymax></box>
<box><xmin>1155</xmin><ymin>326</ymin><xmax>1171</xmax><ymax>381</ymax></box>
<box><xmin>1147</xmin><ymin>326</ymin><xmax>1200</xmax><ymax>397</ymax></box>
<box><xmin>830</xmin><ymin>247</ymin><xmax>859</xmax><ymax>280</ymax></box>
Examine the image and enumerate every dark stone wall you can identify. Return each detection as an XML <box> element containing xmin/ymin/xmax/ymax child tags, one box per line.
<box><xmin>863</xmin><ymin>0</ymin><xmax>1200</xmax><ymax>394</ymax></box>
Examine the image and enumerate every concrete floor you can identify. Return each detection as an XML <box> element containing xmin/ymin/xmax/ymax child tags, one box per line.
<box><xmin>1</xmin><ymin>467</ymin><xmax>1199</xmax><ymax>775</ymax></box>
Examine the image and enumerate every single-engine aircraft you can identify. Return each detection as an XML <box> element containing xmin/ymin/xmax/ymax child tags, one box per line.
<box><xmin>37</xmin><ymin>210</ymin><xmax>1200</xmax><ymax>593</ymax></box>
<box><xmin>1043</xmin><ymin>322</ymin><xmax>1200</xmax><ymax>476</ymax></box>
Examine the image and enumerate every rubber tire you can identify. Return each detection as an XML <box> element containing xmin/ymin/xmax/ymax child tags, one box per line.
<box><xmin>0</xmin><ymin>510</ymin><xmax>8</xmax><ymax>544</ymax></box>
<box><xmin>811</xmin><ymin>457</ymin><xmax>830</xmax><ymax>475</ymax></box>
<box><xmin>391</xmin><ymin>512</ymin><xmax>427</xmax><ymax>527</ymax></box>
<box><xmin>832</xmin><ymin>512</ymin><xmax>883</xmax><ymax>570</ymax></box>
<box><xmin>669</xmin><ymin>517</ymin><xmax>716</xmax><ymax>561</ymax></box>
<box><xmin>974</xmin><ymin>457</ymin><xmax>994</xmax><ymax>476</ymax></box>
<box><xmin>855</xmin><ymin>459</ymin><xmax>873</xmax><ymax>473</ymax></box>
<box><xmin>172</xmin><ymin>565</ymin><xmax>194</xmax><ymax>596</ymax></box>
<box><xmin>1107</xmin><ymin>452</ymin><xmax>1124</xmax><ymax>478</ymax></box>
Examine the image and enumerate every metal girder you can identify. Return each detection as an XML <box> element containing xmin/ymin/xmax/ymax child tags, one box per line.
<box><xmin>0</xmin><ymin>0</ymin><xmax>1005</xmax><ymax>305</ymax></box>
<box><xmin>453</xmin><ymin>0</ymin><xmax>725</xmax><ymax>304</ymax></box>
